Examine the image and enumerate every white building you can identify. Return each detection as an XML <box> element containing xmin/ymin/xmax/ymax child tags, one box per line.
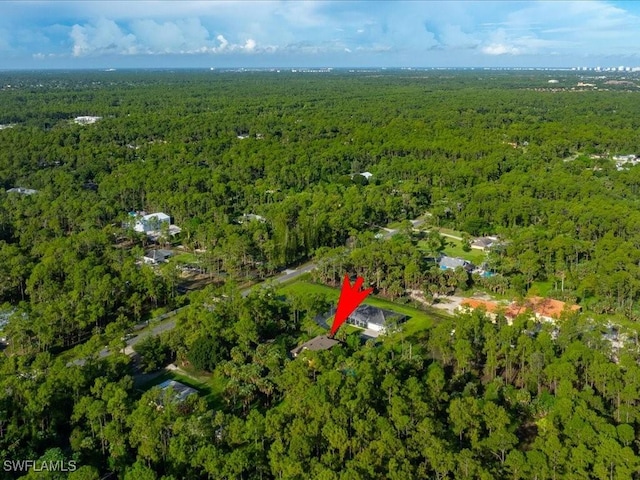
<box><xmin>134</xmin><ymin>212</ymin><xmax>171</xmax><ymax>233</ymax></box>
<box><xmin>351</xmin><ymin>171</ymin><xmax>374</xmax><ymax>181</ymax></box>
<box><xmin>151</xmin><ymin>380</ymin><xmax>198</xmax><ymax>409</ymax></box>
<box><xmin>74</xmin><ymin>116</ymin><xmax>102</xmax><ymax>125</ymax></box>
<box><xmin>6</xmin><ymin>187</ymin><xmax>37</xmax><ymax>195</ymax></box>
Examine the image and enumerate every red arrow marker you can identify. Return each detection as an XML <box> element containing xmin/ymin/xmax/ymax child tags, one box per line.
<box><xmin>329</xmin><ymin>274</ymin><xmax>373</xmax><ymax>337</ymax></box>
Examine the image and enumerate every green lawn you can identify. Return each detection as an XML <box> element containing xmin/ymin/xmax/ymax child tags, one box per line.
<box><xmin>443</xmin><ymin>239</ymin><xmax>487</xmax><ymax>265</ymax></box>
<box><xmin>279</xmin><ymin>281</ymin><xmax>444</xmax><ymax>337</ymax></box>
<box><xmin>418</xmin><ymin>238</ymin><xmax>486</xmax><ymax>265</ymax></box>
<box><xmin>171</xmin><ymin>252</ymin><xmax>199</xmax><ymax>264</ymax></box>
<box><xmin>385</xmin><ymin>220</ymin><xmax>405</xmax><ymax>230</ymax></box>
<box><xmin>435</xmin><ymin>227</ymin><xmax>467</xmax><ymax>238</ymax></box>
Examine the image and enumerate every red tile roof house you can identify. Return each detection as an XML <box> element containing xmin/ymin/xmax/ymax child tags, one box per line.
<box><xmin>461</xmin><ymin>297</ymin><xmax>580</xmax><ymax>324</ymax></box>
<box><xmin>460</xmin><ymin>299</ymin><xmax>501</xmax><ymax>321</ymax></box>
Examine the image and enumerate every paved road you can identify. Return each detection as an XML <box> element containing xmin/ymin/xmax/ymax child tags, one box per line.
<box><xmin>68</xmin><ymin>214</ymin><xmax>429</xmax><ymax>366</ymax></box>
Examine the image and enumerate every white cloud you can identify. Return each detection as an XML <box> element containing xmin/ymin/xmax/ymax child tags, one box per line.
<box><xmin>4</xmin><ymin>0</ymin><xmax>640</xmax><ymax>66</ymax></box>
<box><xmin>130</xmin><ymin>18</ymin><xmax>210</xmax><ymax>53</ymax></box>
<box><xmin>438</xmin><ymin>24</ymin><xmax>480</xmax><ymax>49</ymax></box>
<box><xmin>216</xmin><ymin>34</ymin><xmax>229</xmax><ymax>51</ymax></box>
<box><xmin>68</xmin><ymin>17</ymin><xmax>265</xmax><ymax>56</ymax></box>
<box><xmin>482</xmin><ymin>43</ymin><xmax>520</xmax><ymax>55</ymax></box>
<box><xmin>70</xmin><ymin>18</ymin><xmax>137</xmax><ymax>56</ymax></box>
<box><xmin>492</xmin><ymin>0</ymin><xmax>640</xmax><ymax>55</ymax></box>
<box><xmin>244</xmin><ymin>38</ymin><xmax>256</xmax><ymax>51</ymax></box>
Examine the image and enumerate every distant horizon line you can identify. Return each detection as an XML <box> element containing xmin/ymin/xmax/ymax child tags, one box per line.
<box><xmin>1</xmin><ymin>66</ymin><xmax>639</xmax><ymax>72</ymax></box>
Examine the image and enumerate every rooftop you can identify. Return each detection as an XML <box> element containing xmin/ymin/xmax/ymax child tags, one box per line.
<box><xmin>471</xmin><ymin>236</ymin><xmax>499</xmax><ymax>248</ymax></box>
<box><xmin>237</xmin><ymin>213</ymin><xmax>266</xmax><ymax>224</ymax></box>
<box><xmin>143</xmin><ymin>212</ymin><xmax>170</xmax><ymax>221</ymax></box>
<box><xmin>74</xmin><ymin>116</ymin><xmax>102</xmax><ymax>125</ymax></box>
<box><xmin>290</xmin><ymin>335</ymin><xmax>340</xmax><ymax>357</ymax></box>
<box><xmin>6</xmin><ymin>187</ymin><xmax>37</xmax><ymax>195</ymax></box>
<box><xmin>527</xmin><ymin>296</ymin><xmax>581</xmax><ymax>319</ymax></box>
<box><xmin>439</xmin><ymin>255</ymin><xmax>473</xmax><ymax>270</ymax></box>
<box><xmin>157</xmin><ymin>380</ymin><xmax>198</xmax><ymax>403</ymax></box>
<box><xmin>461</xmin><ymin>298</ymin><xmax>500</xmax><ymax>314</ymax></box>
<box><xmin>348</xmin><ymin>304</ymin><xmax>407</xmax><ymax>327</ymax></box>
<box><xmin>144</xmin><ymin>249</ymin><xmax>173</xmax><ymax>262</ymax></box>
<box><xmin>462</xmin><ymin>296</ymin><xmax>580</xmax><ymax>321</ymax></box>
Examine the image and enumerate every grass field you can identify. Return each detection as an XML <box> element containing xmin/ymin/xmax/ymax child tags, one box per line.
<box><xmin>171</xmin><ymin>252</ymin><xmax>200</xmax><ymax>264</ymax></box>
<box><xmin>443</xmin><ymin>239</ymin><xmax>487</xmax><ymax>265</ymax></box>
<box><xmin>279</xmin><ymin>281</ymin><xmax>448</xmax><ymax>337</ymax></box>
<box><xmin>434</xmin><ymin>227</ymin><xmax>466</xmax><ymax>238</ymax></box>
<box><xmin>418</xmin><ymin>238</ymin><xmax>487</xmax><ymax>265</ymax></box>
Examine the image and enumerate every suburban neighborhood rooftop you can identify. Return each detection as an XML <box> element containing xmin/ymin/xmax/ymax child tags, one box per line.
<box><xmin>157</xmin><ymin>380</ymin><xmax>198</xmax><ymax>404</ymax></box>
<box><xmin>6</xmin><ymin>187</ymin><xmax>37</xmax><ymax>195</ymax></box>
<box><xmin>290</xmin><ymin>335</ymin><xmax>340</xmax><ymax>357</ymax></box>
<box><xmin>348</xmin><ymin>304</ymin><xmax>407</xmax><ymax>328</ymax></box>
<box><xmin>461</xmin><ymin>296</ymin><xmax>581</xmax><ymax>322</ymax></box>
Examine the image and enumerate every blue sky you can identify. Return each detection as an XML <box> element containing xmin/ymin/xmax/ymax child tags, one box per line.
<box><xmin>1</xmin><ymin>1</ymin><xmax>640</xmax><ymax>69</ymax></box>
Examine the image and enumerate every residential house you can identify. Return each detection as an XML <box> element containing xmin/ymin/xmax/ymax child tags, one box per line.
<box><xmin>471</xmin><ymin>236</ymin><xmax>499</xmax><ymax>251</ymax></box>
<box><xmin>0</xmin><ymin>309</ymin><xmax>11</xmax><ymax>344</ymax></box>
<box><xmin>290</xmin><ymin>335</ymin><xmax>340</xmax><ymax>358</ymax></box>
<box><xmin>460</xmin><ymin>298</ymin><xmax>500</xmax><ymax>321</ymax></box>
<box><xmin>128</xmin><ymin>211</ymin><xmax>182</xmax><ymax>240</ymax></box>
<box><xmin>461</xmin><ymin>295</ymin><xmax>580</xmax><ymax>324</ymax></box>
<box><xmin>153</xmin><ymin>380</ymin><xmax>198</xmax><ymax>408</ymax></box>
<box><xmin>74</xmin><ymin>116</ymin><xmax>102</xmax><ymax>125</ymax></box>
<box><xmin>237</xmin><ymin>213</ymin><xmax>266</xmax><ymax>224</ymax></box>
<box><xmin>346</xmin><ymin>304</ymin><xmax>408</xmax><ymax>334</ymax></box>
<box><xmin>134</xmin><ymin>212</ymin><xmax>171</xmax><ymax>233</ymax></box>
<box><xmin>143</xmin><ymin>249</ymin><xmax>173</xmax><ymax>265</ymax></box>
<box><xmin>6</xmin><ymin>187</ymin><xmax>37</xmax><ymax>195</ymax></box>
<box><xmin>439</xmin><ymin>255</ymin><xmax>474</xmax><ymax>272</ymax></box>
<box><xmin>350</xmin><ymin>171</ymin><xmax>374</xmax><ymax>181</ymax></box>
<box><xmin>525</xmin><ymin>296</ymin><xmax>581</xmax><ymax>322</ymax></box>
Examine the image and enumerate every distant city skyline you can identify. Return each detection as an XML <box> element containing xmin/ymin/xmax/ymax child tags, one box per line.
<box><xmin>1</xmin><ymin>1</ymin><xmax>640</xmax><ymax>69</ymax></box>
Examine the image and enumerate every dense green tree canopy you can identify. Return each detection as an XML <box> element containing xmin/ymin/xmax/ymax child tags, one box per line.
<box><xmin>1</xmin><ymin>70</ymin><xmax>640</xmax><ymax>478</ymax></box>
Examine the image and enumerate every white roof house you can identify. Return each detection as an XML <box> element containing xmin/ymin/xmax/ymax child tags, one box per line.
<box><xmin>237</xmin><ymin>213</ymin><xmax>266</xmax><ymax>224</ymax></box>
<box><xmin>350</xmin><ymin>172</ymin><xmax>374</xmax><ymax>181</ymax></box>
<box><xmin>153</xmin><ymin>380</ymin><xmax>198</xmax><ymax>408</ymax></box>
<box><xmin>6</xmin><ymin>187</ymin><xmax>37</xmax><ymax>195</ymax></box>
<box><xmin>74</xmin><ymin>116</ymin><xmax>102</xmax><ymax>125</ymax></box>
<box><xmin>134</xmin><ymin>212</ymin><xmax>171</xmax><ymax>233</ymax></box>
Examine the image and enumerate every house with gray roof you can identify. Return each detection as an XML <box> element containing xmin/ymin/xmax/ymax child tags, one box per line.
<box><xmin>471</xmin><ymin>236</ymin><xmax>499</xmax><ymax>251</ymax></box>
<box><xmin>154</xmin><ymin>380</ymin><xmax>198</xmax><ymax>408</ymax></box>
<box><xmin>290</xmin><ymin>335</ymin><xmax>340</xmax><ymax>358</ymax></box>
<box><xmin>143</xmin><ymin>249</ymin><xmax>173</xmax><ymax>265</ymax></box>
<box><xmin>438</xmin><ymin>255</ymin><xmax>474</xmax><ymax>272</ymax></box>
<box><xmin>347</xmin><ymin>304</ymin><xmax>408</xmax><ymax>334</ymax></box>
